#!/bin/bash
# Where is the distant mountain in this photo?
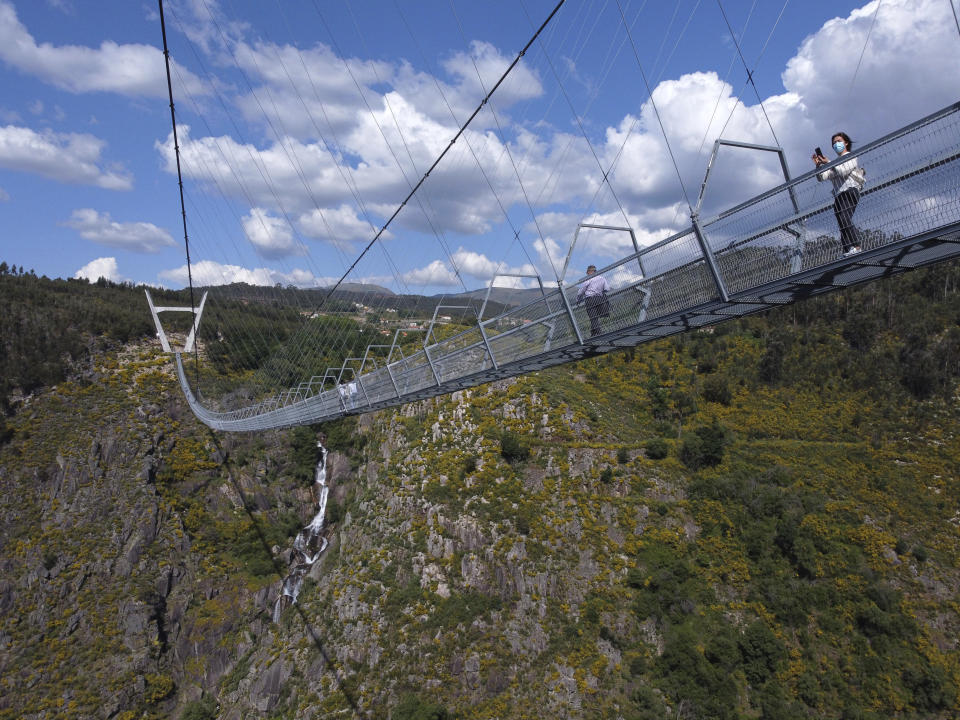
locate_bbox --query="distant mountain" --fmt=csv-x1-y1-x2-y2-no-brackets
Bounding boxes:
197,280,395,298
323,281,395,296
441,285,547,309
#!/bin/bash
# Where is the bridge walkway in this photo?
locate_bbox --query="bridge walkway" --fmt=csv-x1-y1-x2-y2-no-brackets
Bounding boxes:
177,101,960,432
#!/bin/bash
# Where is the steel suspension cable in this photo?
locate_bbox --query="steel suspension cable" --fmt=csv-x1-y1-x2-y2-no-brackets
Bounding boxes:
716,0,782,148
234,11,422,374
447,2,563,282
613,0,693,211
523,0,647,215
198,1,404,378
584,0,706,228
270,0,384,251
170,8,377,397
342,2,471,297
394,0,540,285
165,10,331,382
308,0,567,307
519,0,636,240
445,0,601,279
158,0,201,392
695,0,758,158
713,0,790,143
846,0,883,99
199,0,343,288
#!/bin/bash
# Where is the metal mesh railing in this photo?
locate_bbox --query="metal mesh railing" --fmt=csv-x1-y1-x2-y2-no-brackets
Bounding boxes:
180,102,960,431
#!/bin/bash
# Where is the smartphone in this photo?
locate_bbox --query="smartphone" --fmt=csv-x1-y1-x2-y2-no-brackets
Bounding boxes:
815,147,823,157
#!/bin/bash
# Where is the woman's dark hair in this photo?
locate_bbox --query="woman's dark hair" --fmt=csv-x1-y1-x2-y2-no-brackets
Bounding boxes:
832,131,853,150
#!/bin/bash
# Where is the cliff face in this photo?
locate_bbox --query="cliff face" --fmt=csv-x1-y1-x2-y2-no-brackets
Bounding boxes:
0,347,306,719
2,319,960,718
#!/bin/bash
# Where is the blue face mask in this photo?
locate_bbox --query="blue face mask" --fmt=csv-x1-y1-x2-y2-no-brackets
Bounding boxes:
833,141,847,154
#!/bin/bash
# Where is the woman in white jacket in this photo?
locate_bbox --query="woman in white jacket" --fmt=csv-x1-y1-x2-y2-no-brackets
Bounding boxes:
813,131,865,256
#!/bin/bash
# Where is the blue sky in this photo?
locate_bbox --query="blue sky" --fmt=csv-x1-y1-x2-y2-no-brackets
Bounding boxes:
0,0,957,293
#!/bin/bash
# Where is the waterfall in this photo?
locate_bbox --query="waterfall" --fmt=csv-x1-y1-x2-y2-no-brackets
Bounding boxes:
273,442,329,622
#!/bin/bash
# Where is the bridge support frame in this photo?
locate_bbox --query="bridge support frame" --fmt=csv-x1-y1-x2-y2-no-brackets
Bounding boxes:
427,303,497,371
561,223,646,282
145,289,208,353
360,344,402,399
696,138,804,272
479,273,556,357
560,224,647,344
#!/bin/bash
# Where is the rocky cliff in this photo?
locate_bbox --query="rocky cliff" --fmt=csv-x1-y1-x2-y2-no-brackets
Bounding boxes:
1,319,959,718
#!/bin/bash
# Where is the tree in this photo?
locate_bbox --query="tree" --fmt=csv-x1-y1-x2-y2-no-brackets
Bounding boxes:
680,419,728,470
393,694,449,720
500,430,529,463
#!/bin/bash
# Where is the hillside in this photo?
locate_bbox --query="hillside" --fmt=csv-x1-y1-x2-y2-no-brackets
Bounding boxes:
0,265,959,719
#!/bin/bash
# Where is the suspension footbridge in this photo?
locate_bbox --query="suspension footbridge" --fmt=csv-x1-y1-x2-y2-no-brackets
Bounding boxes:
165,102,960,431
147,1,960,432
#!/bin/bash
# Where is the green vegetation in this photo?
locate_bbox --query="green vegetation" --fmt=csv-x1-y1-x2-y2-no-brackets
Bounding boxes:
181,697,218,720
678,418,728,470
499,429,530,462
0,267,155,412
393,693,451,720
2,261,960,719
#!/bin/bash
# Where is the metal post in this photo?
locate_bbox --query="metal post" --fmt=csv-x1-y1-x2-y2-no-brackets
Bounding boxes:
385,363,401,399
423,344,442,387
477,321,499,370
361,345,401,400
559,282,585,344
183,291,207,353
696,139,805,272
691,213,730,302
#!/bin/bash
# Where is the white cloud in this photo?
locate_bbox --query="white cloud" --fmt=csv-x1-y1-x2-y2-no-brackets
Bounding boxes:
242,208,305,258
401,250,542,290
782,0,959,140
441,41,544,110
531,236,567,279
74,256,126,283
451,248,536,281
297,204,372,245
158,259,336,289
158,127,348,214
154,0,959,296
0,187,9,202
229,37,541,145
0,0,206,97
402,259,459,287
232,40,395,138
64,209,176,252
0,125,131,189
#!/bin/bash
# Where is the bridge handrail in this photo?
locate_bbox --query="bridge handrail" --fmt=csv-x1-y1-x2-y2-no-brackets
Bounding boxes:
702,100,960,227
177,100,960,431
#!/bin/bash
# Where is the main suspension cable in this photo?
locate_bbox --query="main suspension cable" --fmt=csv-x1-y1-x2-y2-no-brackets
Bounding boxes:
846,0,883,99
157,0,201,392
613,0,693,212
314,0,567,305
716,0,782,148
